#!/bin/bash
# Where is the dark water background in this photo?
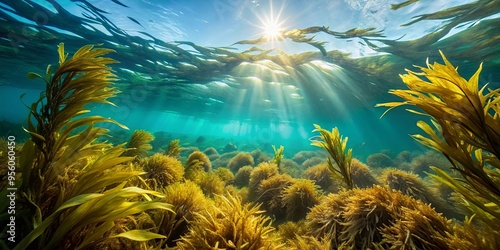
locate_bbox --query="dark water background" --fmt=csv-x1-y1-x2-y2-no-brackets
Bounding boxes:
1,0,500,159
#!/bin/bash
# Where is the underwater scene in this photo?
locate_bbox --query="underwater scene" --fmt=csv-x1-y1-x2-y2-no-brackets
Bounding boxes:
1,0,500,249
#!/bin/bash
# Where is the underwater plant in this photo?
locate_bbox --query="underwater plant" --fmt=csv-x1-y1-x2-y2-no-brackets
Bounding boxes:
181,146,200,158
380,168,438,204
380,205,451,249
176,194,282,250
233,165,253,188
281,179,321,221
442,215,500,249
292,151,319,165
122,129,154,159
203,147,218,156
248,162,280,200
195,172,226,198
304,163,337,193
254,174,295,220
279,158,302,178
227,152,255,173
213,167,235,185
184,151,211,181
377,51,500,222
310,124,354,189
153,180,208,247
306,185,454,249
139,153,184,190
165,139,182,158
407,150,454,176
350,158,380,188
272,145,284,170
0,43,172,249
211,151,238,169
300,157,324,169
250,149,272,164
366,152,394,169
380,168,461,219
93,213,156,250
203,146,219,161
286,235,332,250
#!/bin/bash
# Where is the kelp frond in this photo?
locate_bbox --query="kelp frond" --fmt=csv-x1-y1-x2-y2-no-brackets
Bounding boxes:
14,183,172,250
123,129,154,159
377,51,500,223
165,139,182,158
272,145,284,170
310,124,353,189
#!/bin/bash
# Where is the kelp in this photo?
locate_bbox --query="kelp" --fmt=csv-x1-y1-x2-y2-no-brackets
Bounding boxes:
122,129,154,159
310,124,354,189
176,193,282,250
165,139,182,158
272,145,284,171
377,51,500,224
0,43,172,249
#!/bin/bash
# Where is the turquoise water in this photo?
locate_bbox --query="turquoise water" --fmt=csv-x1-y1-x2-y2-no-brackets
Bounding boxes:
1,0,500,158
2,1,500,249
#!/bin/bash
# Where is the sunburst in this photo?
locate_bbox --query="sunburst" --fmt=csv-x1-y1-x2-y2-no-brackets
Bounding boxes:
256,2,286,42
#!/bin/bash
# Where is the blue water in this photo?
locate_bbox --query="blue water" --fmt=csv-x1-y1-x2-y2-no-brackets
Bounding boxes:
1,0,499,159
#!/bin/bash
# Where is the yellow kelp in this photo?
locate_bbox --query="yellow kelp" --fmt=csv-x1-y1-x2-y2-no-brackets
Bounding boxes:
377,51,500,226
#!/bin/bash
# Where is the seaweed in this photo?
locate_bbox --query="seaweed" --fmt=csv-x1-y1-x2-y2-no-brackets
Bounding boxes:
0,43,172,249
377,51,500,224
281,179,320,221
139,153,184,190
310,124,354,189
165,139,182,158
272,145,284,171
176,193,282,249
227,152,254,173
184,151,211,181
306,185,453,249
122,129,154,159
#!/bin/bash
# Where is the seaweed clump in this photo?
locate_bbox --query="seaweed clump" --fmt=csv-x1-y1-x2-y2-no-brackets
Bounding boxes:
139,153,184,190
153,181,208,247
350,158,379,188
306,185,452,249
122,129,154,159
176,194,282,249
254,174,295,220
233,165,253,188
380,168,456,217
227,152,254,173
281,179,320,221
303,163,337,193
248,162,279,200
165,139,182,158
184,151,211,181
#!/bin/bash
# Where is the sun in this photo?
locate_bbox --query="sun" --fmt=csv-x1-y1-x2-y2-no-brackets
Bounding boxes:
255,2,286,42
262,18,284,41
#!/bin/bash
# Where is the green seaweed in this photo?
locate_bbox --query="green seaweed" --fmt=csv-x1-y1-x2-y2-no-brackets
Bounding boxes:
310,124,354,189
272,145,284,171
